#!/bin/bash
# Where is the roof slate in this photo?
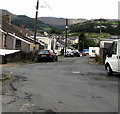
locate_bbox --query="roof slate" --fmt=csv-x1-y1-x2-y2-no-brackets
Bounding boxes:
1,19,34,43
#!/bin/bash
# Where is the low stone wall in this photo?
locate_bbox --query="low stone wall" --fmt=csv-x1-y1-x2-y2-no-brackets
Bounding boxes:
0,56,7,64
0,52,33,64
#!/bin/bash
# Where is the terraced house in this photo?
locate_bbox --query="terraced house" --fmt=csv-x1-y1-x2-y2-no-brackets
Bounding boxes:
0,14,46,63
0,15,41,52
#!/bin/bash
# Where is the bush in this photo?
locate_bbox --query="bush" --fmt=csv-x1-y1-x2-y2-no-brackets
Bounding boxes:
95,55,104,64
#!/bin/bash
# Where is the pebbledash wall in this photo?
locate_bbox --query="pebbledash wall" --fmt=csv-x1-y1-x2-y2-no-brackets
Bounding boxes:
0,9,2,113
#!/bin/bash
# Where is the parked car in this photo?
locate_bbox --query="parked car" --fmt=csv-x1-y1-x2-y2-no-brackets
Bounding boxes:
65,51,74,57
83,49,89,55
72,50,82,57
35,50,58,62
82,52,87,56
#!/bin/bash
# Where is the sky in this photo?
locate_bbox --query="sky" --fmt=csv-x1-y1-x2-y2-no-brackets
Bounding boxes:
0,0,120,19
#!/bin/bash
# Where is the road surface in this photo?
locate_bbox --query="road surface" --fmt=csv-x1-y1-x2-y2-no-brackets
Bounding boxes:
1,56,119,112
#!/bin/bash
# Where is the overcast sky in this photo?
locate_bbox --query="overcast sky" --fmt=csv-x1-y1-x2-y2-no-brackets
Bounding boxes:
0,0,120,19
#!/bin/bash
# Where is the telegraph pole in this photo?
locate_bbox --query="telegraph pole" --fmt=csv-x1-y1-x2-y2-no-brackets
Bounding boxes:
34,0,39,45
65,19,68,56
32,0,39,60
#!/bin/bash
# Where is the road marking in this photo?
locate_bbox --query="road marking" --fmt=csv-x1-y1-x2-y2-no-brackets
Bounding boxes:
72,71,81,74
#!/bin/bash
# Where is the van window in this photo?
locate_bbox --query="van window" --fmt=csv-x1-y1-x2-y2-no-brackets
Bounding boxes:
111,42,117,54
92,50,96,53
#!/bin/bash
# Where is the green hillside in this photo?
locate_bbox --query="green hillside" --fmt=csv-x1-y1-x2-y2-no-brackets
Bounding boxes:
69,19,120,36
12,15,55,32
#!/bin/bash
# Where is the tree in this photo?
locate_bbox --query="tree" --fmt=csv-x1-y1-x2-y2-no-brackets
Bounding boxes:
85,39,99,48
78,33,86,51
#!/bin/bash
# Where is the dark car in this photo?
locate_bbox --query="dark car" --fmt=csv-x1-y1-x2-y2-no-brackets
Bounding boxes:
35,50,58,62
72,50,82,57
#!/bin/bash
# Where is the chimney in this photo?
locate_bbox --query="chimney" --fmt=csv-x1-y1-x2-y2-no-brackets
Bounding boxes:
22,24,26,28
3,15,11,24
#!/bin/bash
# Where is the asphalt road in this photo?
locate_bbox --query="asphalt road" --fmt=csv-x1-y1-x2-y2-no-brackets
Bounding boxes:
1,56,119,112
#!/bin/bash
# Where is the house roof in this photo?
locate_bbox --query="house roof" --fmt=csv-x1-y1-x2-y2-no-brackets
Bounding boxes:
1,16,47,47
13,25,33,37
2,19,34,44
57,39,74,49
69,37,78,40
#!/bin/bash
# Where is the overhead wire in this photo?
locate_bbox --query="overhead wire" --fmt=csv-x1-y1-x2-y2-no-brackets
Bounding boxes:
42,0,52,10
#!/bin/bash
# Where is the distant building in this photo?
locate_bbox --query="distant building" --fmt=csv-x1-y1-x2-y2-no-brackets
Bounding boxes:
110,35,120,39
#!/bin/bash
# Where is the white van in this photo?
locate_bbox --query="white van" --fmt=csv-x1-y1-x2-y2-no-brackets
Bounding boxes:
105,39,120,76
89,47,100,57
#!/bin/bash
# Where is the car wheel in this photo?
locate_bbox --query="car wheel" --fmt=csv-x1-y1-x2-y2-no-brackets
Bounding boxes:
53,59,56,62
51,57,55,62
34,57,38,62
55,57,58,61
106,65,113,76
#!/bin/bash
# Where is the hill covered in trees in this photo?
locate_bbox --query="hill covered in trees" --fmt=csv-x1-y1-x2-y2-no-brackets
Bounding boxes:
39,17,87,30
69,19,120,35
11,15,56,32
1,9,55,32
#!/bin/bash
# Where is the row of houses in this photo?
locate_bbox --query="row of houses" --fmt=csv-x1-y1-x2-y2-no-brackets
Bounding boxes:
0,15,65,63
2,14,118,64
0,15,51,52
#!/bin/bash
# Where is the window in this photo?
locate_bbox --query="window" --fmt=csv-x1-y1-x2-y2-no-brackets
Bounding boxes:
16,39,21,46
111,42,117,54
92,50,96,53
3,33,7,48
4,34,7,47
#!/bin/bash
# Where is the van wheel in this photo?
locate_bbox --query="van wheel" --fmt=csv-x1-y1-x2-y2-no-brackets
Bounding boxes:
106,65,113,76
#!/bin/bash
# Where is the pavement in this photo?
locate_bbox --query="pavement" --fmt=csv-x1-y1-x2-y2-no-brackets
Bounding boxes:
1,61,35,68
